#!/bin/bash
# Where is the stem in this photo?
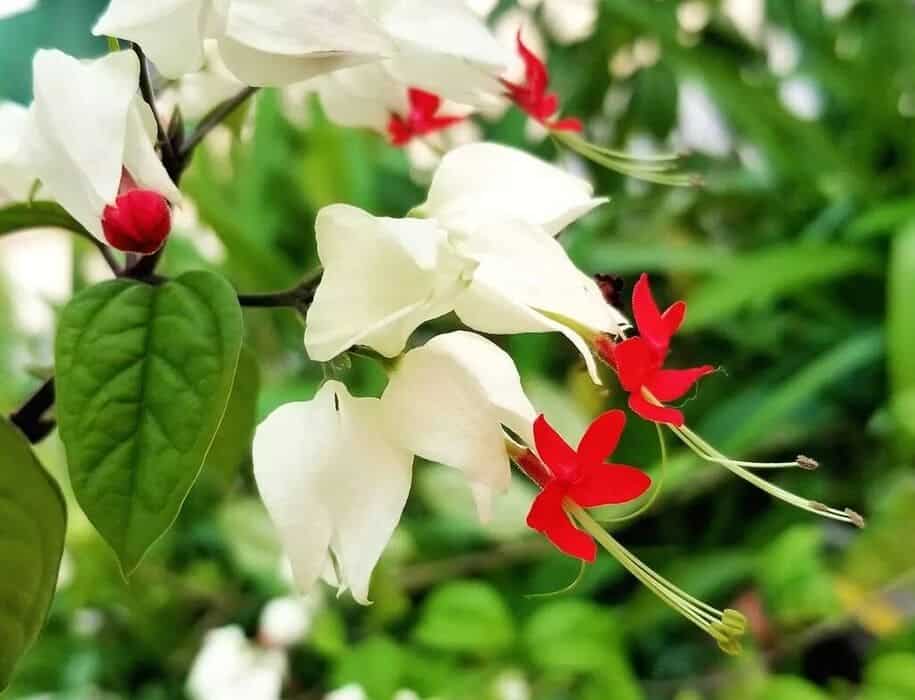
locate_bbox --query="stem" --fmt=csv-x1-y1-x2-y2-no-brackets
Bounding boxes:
132,43,177,174
9,378,55,443
180,87,259,158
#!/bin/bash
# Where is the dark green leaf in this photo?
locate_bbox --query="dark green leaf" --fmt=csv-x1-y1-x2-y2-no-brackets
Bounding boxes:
0,201,88,237
55,271,243,574
0,417,66,690
203,345,260,477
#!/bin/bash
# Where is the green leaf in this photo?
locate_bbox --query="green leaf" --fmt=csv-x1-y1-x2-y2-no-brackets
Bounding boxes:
523,600,623,674
412,580,515,656
203,345,260,477
682,244,880,332
56,271,243,574
888,225,915,449
863,653,915,696
331,636,405,700
0,417,67,690
752,676,831,700
0,201,89,238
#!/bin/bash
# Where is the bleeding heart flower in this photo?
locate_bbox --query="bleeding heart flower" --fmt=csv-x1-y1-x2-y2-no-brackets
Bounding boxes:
597,274,714,426
501,31,582,132
524,411,651,561
387,88,465,146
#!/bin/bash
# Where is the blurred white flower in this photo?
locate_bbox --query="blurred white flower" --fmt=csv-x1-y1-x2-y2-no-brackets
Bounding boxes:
675,80,733,157
187,626,286,700
305,143,623,381
494,671,532,700
382,331,537,518
258,594,321,648
822,0,856,20
0,230,71,335
676,1,711,34
765,27,801,76
722,0,765,45
173,39,245,120
324,685,368,700
466,0,498,17
0,101,36,201
779,76,824,120
24,50,180,243
541,0,599,45
0,0,37,20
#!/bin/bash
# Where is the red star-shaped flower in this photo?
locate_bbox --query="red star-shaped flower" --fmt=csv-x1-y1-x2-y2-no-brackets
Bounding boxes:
387,88,465,146
525,411,651,562
501,31,582,133
598,274,714,426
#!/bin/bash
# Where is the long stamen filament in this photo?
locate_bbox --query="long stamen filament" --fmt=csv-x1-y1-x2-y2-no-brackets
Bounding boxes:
672,423,863,527
599,423,667,523
567,503,745,653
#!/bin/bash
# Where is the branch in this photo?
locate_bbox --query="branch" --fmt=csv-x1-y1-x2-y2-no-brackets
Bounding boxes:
9,378,55,443
179,87,259,158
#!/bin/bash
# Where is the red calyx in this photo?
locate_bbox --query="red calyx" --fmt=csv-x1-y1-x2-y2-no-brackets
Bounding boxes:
101,189,172,255
387,88,465,146
525,411,651,562
597,274,714,426
501,31,582,133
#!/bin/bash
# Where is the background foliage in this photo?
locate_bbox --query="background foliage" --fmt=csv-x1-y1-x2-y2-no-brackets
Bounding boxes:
1,0,914,698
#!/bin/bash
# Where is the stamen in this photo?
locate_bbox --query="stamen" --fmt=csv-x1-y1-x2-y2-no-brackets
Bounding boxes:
568,503,746,654
672,423,863,528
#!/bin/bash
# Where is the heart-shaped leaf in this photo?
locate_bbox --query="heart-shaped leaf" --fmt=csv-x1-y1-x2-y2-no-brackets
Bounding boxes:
56,271,243,574
0,417,66,690
0,201,88,237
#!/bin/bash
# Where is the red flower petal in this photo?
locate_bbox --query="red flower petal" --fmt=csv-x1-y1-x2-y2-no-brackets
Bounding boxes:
549,116,583,132
101,189,171,254
632,273,670,353
567,463,651,507
611,337,657,392
628,392,684,427
646,365,715,403
387,114,412,145
408,87,441,116
516,31,548,97
577,410,626,469
527,483,597,562
533,415,578,481
662,300,686,337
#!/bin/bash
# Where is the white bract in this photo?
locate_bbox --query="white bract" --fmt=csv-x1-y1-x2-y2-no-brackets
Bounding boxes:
254,333,537,603
24,49,180,241
382,331,537,519
186,626,286,700
93,0,394,82
305,143,626,382
253,380,413,604
0,101,35,200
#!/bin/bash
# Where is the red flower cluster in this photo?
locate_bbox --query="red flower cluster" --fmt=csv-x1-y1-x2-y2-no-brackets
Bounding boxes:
101,188,172,255
502,32,582,133
598,274,714,426
387,88,465,146
525,411,651,561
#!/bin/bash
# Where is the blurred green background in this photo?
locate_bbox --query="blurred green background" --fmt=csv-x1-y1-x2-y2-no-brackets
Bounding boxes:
2,0,915,699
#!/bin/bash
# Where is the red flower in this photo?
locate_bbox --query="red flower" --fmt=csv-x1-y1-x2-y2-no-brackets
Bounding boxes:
387,88,465,146
101,188,171,255
525,411,651,562
501,32,582,133
598,274,714,426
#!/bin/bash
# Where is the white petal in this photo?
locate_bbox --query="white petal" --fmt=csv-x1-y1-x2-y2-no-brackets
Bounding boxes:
382,331,536,518
218,0,395,86
253,382,413,604
450,218,628,383
124,97,181,202
309,63,408,131
186,626,286,700
175,40,246,121
304,204,474,360
418,143,606,235
374,0,508,104
26,50,136,237
0,101,35,200
93,0,212,78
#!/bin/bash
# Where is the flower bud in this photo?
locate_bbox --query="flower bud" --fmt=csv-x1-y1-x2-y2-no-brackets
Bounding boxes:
101,188,171,254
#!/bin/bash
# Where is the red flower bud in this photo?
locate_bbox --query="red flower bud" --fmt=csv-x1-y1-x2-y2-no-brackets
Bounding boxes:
101,189,171,255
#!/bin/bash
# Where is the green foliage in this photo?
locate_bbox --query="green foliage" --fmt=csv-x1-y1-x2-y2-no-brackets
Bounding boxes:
0,417,66,690
55,271,243,574
413,581,515,657
0,201,88,238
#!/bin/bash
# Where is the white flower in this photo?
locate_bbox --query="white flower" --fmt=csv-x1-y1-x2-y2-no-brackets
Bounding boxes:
258,594,321,648
0,0,37,21
173,40,246,121
382,331,537,518
255,333,537,602
253,380,413,604
186,626,286,700
93,0,395,82
305,143,625,382
0,101,35,200
24,50,180,241
324,685,368,700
